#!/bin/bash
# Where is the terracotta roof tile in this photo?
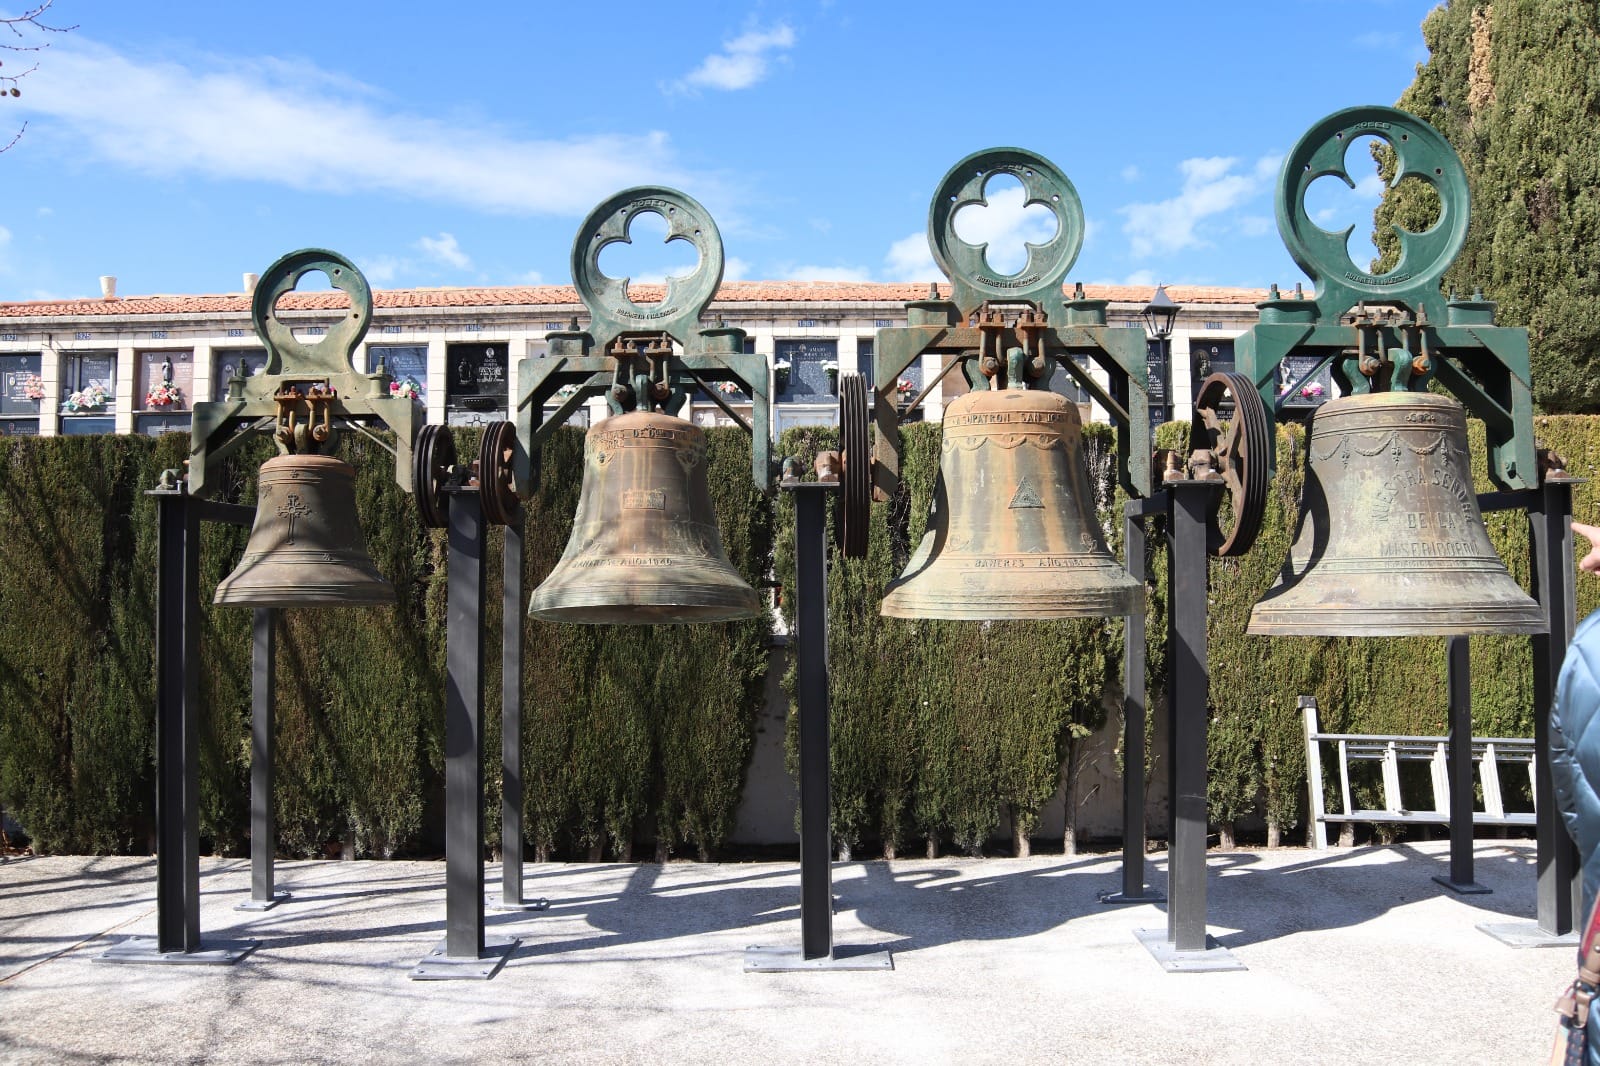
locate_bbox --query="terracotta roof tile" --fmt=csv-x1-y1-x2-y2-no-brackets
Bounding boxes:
0,282,1272,319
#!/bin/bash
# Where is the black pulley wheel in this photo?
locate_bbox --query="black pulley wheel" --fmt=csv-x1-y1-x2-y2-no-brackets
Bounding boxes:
478,421,521,527
837,372,871,559
413,423,457,530
1190,372,1270,557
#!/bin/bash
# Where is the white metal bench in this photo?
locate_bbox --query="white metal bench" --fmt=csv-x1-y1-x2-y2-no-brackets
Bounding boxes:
1301,695,1537,849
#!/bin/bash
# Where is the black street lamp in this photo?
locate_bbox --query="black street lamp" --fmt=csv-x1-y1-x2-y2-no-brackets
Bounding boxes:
1140,284,1182,425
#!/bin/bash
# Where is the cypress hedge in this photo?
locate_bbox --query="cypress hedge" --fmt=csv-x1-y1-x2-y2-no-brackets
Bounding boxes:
3,413,1598,857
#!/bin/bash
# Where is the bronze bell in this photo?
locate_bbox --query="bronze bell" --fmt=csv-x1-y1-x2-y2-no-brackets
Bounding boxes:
881,386,1142,620
214,454,395,607
528,410,761,624
1248,391,1545,635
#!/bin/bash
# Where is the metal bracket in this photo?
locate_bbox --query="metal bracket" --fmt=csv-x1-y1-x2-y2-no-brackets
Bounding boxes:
187,248,420,497
1238,106,1536,490
514,188,772,494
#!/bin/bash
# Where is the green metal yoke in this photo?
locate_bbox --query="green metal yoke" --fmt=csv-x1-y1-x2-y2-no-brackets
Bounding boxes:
513,187,772,494
874,147,1153,501
1236,105,1536,490
188,248,420,498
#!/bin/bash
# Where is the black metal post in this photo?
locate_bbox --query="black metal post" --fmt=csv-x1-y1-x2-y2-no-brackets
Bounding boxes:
1166,481,1211,951
154,489,201,954
501,518,525,908
1102,502,1161,905
244,608,285,908
1434,637,1488,894
745,481,890,973
445,487,486,960
794,486,833,961
1531,477,1581,935
411,483,519,980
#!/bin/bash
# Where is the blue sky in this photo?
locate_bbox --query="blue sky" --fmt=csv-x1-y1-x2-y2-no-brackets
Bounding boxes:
0,1,1442,301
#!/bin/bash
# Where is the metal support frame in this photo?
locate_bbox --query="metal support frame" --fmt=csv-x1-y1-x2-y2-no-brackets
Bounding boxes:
1131,480,1244,973
413,485,519,979
1476,478,1583,946
746,481,891,973
1433,637,1490,895
98,488,259,966
236,608,289,911
1101,501,1163,906
490,518,547,913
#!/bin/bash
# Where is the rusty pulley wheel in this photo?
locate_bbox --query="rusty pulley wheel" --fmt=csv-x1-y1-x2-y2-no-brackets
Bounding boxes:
836,372,871,559
1190,372,1270,557
478,421,521,527
413,424,457,530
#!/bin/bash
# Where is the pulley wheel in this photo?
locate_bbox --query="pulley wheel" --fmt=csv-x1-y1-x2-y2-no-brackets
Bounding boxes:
837,372,871,559
479,421,521,526
1190,372,1270,557
413,424,456,530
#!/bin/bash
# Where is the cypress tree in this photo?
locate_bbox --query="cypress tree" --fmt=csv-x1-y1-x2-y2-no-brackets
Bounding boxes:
1376,0,1600,411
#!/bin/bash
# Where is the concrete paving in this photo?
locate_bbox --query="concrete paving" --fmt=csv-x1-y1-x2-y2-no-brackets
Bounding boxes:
0,841,1577,1064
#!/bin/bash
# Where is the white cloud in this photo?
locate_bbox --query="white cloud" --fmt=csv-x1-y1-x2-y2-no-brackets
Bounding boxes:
780,264,873,282
416,233,470,270
17,38,694,215
0,224,11,273
514,269,545,285
722,256,751,282
1120,165,1141,183
884,231,937,281
1120,154,1280,258
671,24,795,93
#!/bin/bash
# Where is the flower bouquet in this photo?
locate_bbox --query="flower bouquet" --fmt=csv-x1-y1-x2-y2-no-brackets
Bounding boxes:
145,381,183,408
22,374,43,401
1299,382,1325,400
389,377,423,401
62,383,110,413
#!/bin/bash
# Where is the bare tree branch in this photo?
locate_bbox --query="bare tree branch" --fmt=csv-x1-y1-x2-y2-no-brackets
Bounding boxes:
1,2,78,153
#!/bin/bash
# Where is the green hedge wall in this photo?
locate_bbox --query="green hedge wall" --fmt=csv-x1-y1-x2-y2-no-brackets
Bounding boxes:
3,414,1599,858
0,426,770,860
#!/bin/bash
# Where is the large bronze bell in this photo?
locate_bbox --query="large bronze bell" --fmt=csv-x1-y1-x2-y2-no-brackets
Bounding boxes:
214,454,395,607
1248,391,1544,635
880,386,1142,620
528,410,761,624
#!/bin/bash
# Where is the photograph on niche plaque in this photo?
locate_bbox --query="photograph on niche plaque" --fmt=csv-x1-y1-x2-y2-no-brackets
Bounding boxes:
371,345,428,404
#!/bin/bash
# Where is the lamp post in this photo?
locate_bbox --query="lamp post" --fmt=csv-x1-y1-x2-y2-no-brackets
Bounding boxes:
1140,284,1181,427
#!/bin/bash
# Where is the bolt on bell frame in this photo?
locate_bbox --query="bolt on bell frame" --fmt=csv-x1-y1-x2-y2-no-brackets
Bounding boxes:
100,249,427,967
1236,105,1581,942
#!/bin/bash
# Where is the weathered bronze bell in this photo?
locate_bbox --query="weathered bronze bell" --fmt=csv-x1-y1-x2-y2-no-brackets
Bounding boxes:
880,386,1142,620
1248,391,1545,635
528,410,761,624
214,454,395,607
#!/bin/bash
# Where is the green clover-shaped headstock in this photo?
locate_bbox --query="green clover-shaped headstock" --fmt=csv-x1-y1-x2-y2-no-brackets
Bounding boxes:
572,187,724,350
928,148,1083,317
1277,106,1468,324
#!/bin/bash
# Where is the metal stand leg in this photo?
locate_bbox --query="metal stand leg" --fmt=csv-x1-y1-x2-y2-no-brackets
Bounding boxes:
1482,477,1581,947
99,488,256,966
746,482,890,973
1435,637,1489,895
237,609,289,911
491,519,547,913
1135,481,1242,972
1103,505,1162,905
413,487,517,980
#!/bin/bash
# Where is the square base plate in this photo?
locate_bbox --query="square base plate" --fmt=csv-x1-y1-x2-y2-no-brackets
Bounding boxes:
1432,875,1492,895
235,891,292,912
94,936,258,966
1134,927,1246,972
410,935,519,981
1477,920,1581,948
1098,889,1166,905
744,944,894,972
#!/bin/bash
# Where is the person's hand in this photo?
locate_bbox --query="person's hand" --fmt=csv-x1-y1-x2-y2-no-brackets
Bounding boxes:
1574,521,1600,573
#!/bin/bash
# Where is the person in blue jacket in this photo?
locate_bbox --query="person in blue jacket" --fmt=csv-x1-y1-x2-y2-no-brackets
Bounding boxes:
1548,521,1600,1062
